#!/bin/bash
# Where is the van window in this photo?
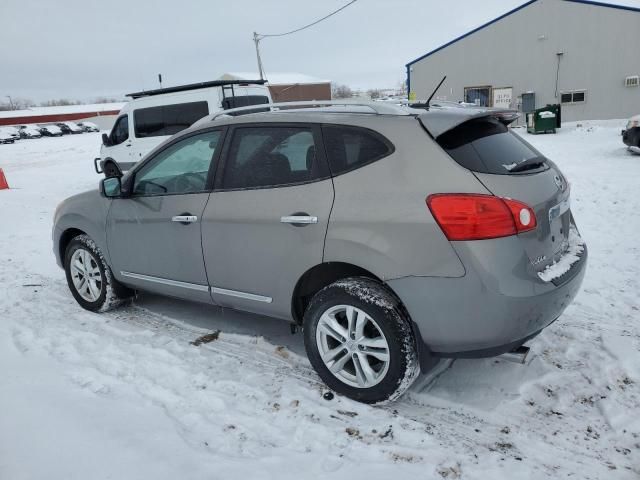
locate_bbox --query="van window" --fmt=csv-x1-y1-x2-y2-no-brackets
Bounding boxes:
222,126,322,189
134,101,209,138
110,115,129,145
322,126,393,176
221,95,270,112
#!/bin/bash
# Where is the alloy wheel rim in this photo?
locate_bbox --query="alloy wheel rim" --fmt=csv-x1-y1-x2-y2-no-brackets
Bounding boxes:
70,249,102,302
315,304,390,389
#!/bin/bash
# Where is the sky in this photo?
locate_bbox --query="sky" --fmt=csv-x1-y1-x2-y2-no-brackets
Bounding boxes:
1,0,638,102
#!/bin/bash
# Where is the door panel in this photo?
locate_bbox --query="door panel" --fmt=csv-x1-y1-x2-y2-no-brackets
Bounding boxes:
202,124,333,319
202,181,333,318
106,129,224,303
107,194,212,303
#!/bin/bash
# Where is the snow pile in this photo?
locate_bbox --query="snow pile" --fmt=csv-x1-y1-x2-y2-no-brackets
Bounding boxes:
0,122,639,479
538,227,585,282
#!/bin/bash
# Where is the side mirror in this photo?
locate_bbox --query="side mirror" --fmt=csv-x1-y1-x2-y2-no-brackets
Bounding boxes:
100,177,122,198
102,133,112,147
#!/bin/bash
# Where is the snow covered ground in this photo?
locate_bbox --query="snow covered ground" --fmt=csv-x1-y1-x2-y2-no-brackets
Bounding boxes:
0,123,638,479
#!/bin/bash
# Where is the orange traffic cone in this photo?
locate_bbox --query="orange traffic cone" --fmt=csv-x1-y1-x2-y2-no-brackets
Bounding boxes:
0,168,9,190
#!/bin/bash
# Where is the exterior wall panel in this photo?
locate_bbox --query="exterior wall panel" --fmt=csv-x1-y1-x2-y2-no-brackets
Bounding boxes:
408,0,640,121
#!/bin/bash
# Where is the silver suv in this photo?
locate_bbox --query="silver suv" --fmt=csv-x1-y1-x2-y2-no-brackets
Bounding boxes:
53,102,587,403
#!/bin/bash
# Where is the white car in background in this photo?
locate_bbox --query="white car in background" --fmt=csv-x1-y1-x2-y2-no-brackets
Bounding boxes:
98,78,271,173
622,114,640,154
0,128,16,144
18,125,42,139
77,121,100,132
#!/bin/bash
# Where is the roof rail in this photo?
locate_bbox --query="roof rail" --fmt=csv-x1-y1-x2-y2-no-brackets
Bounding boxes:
127,79,267,99
208,100,412,121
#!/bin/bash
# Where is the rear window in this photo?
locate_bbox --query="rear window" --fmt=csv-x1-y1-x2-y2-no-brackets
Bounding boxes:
222,95,270,112
437,117,545,175
134,101,209,138
322,126,393,176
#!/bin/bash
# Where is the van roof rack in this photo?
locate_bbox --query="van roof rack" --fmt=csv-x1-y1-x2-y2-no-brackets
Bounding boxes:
208,100,413,121
127,79,267,99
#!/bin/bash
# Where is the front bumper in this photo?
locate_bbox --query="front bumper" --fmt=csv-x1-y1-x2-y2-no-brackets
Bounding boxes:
622,127,640,147
387,235,587,360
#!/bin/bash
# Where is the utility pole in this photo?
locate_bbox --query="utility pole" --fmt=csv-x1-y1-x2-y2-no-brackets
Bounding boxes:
253,32,265,80
5,96,14,110
158,74,163,89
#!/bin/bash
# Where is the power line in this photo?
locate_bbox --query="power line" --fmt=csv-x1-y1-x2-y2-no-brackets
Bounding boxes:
253,0,358,79
256,0,358,39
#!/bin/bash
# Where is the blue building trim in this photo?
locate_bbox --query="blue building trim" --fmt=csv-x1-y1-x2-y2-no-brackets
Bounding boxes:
405,0,538,68
563,0,640,13
405,0,639,68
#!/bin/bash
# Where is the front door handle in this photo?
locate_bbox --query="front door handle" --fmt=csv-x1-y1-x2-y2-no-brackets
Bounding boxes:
172,215,198,225
280,214,318,227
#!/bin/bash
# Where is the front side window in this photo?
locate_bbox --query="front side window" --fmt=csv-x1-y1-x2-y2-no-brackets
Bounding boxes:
222,126,320,189
110,115,129,145
133,130,221,195
134,101,209,138
322,125,393,176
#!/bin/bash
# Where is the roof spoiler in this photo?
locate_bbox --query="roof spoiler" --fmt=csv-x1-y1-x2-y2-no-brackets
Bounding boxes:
418,107,520,138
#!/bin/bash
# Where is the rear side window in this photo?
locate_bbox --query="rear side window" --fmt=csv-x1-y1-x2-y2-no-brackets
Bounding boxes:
222,126,324,189
222,95,270,112
437,118,544,174
134,101,209,138
322,126,393,176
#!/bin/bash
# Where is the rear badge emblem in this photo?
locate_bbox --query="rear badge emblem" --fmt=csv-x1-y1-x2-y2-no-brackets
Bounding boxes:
554,175,564,191
531,255,547,266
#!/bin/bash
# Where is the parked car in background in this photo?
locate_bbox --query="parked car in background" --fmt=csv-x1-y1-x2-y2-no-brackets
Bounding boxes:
77,121,100,132
39,124,64,137
0,128,16,144
57,121,84,134
17,125,42,139
54,101,587,404
622,114,640,153
98,78,271,172
0,126,20,142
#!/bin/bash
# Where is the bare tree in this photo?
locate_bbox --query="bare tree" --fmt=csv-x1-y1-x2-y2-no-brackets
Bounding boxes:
332,84,353,99
0,97,36,110
367,89,382,100
94,97,120,104
39,99,82,107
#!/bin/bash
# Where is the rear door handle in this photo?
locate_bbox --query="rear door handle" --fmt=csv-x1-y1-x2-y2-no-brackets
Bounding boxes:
172,215,198,224
280,214,318,227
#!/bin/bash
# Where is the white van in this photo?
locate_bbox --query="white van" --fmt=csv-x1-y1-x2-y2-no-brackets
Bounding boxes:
98,79,271,172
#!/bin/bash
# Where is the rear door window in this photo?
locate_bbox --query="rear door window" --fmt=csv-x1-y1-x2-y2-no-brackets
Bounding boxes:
221,126,325,189
437,117,546,174
134,101,209,138
321,125,393,176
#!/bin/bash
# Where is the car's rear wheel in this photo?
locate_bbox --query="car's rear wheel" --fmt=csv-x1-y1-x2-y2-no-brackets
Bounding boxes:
303,277,420,404
64,234,132,312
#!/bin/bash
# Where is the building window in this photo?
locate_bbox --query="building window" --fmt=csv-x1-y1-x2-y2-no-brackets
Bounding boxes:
561,90,586,104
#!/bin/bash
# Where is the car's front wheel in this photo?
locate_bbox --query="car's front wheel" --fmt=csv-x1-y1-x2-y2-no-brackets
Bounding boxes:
303,277,420,404
64,234,131,312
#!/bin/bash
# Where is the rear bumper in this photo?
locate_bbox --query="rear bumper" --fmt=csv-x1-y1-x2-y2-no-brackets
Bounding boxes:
387,235,587,359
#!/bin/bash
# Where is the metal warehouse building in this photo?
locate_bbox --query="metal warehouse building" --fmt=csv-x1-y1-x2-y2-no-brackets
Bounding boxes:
406,0,640,121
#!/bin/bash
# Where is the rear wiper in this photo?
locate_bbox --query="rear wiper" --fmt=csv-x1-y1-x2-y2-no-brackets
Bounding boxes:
509,157,547,173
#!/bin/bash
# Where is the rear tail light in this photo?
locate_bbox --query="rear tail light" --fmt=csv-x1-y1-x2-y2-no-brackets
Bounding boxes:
427,194,537,241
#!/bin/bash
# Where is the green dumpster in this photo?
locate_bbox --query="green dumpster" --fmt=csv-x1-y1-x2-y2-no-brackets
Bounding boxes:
527,104,561,134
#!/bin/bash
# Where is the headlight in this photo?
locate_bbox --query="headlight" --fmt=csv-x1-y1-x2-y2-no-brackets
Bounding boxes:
628,120,639,129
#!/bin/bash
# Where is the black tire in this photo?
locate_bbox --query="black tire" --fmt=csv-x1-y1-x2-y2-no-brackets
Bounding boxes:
303,277,419,404
64,234,132,312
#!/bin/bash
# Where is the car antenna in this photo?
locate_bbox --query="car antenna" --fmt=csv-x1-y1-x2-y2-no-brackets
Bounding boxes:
425,75,447,110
